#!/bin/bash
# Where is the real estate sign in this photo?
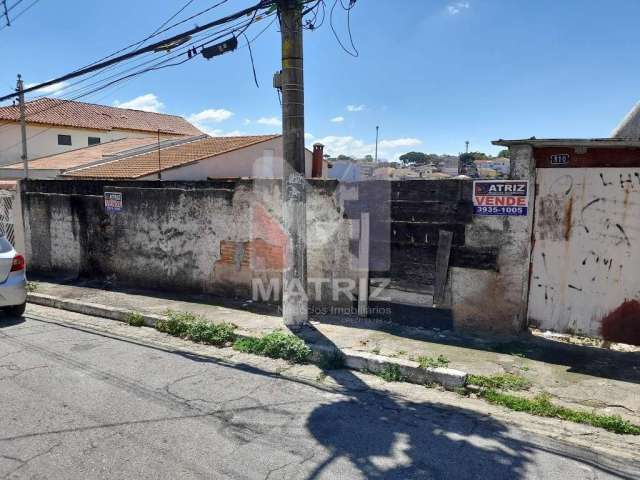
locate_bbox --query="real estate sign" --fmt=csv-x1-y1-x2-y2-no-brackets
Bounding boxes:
104,192,123,213
473,180,529,216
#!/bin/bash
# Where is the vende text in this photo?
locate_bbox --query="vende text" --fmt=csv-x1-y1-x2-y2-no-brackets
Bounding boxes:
474,196,528,206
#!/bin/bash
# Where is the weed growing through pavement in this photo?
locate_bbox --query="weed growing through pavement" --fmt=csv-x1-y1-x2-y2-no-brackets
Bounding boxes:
26,281,38,293
126,311,145,327
417,354,450,369
378,364,406,382
481,390,640,435
156,310,236,346
233,331,311,363
467,373,531,391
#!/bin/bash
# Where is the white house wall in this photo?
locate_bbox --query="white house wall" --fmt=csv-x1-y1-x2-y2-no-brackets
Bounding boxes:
0,122,160,166
144,138,313,180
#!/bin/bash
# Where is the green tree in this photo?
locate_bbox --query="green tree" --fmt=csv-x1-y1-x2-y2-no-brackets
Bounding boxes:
399,151,428,165
498,149,511,158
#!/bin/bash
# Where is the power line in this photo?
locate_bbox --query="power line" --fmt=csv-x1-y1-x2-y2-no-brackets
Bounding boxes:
73,0,231,74
0,0,274,101
6,0,25,12
0,9,273,144
0,0,39,30
0,0,328,130
0,15,259,137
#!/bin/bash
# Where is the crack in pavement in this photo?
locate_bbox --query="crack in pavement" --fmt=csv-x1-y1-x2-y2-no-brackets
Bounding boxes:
0,442,61,479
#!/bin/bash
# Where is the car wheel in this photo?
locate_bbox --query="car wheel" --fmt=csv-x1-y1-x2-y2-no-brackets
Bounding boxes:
5,302,26,317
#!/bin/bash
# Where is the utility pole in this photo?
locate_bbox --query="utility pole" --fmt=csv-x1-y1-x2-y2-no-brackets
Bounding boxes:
16,75,28,179
374,125,379,163
277,0,307,327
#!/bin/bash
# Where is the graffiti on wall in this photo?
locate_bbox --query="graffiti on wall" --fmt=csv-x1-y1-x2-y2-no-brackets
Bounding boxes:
529,168,640,344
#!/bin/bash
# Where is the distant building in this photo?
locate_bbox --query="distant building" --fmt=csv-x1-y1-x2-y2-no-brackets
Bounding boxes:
0,134,324,181
0,98,202,166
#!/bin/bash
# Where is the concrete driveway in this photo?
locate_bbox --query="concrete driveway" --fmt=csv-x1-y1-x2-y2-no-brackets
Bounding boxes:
0,306,637,479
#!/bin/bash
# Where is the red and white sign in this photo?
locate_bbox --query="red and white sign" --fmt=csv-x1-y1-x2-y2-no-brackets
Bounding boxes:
473,180,529,216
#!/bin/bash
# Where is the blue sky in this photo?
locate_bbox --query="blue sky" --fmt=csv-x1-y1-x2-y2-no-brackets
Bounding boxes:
2,0,640,159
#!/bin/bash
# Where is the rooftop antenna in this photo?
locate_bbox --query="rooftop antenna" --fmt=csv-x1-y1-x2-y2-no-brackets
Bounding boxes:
375,125,379,163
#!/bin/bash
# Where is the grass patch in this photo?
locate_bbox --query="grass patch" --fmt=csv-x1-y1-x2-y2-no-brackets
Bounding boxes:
126,311,145,327
467,373,531,391
482,390,640,435
417,354,450,369
155,310,236,346
378,364,406,382
232,331,311,363
26,281,38,293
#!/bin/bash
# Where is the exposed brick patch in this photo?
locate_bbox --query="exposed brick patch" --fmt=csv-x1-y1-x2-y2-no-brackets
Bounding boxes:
217,239,283,271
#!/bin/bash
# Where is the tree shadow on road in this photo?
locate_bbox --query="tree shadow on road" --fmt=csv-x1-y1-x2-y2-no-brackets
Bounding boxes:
301,325,636,480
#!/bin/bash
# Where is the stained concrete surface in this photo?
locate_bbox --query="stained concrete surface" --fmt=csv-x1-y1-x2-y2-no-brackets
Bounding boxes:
1,305,639,479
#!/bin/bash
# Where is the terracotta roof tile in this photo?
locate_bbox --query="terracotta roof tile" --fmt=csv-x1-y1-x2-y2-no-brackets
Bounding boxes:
0,98,202,136
64,134,281,179
1,137,161,171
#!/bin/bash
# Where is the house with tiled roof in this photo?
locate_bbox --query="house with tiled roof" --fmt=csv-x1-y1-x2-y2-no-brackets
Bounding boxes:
61,134,321,180
0,136,167,179
0,97,202,167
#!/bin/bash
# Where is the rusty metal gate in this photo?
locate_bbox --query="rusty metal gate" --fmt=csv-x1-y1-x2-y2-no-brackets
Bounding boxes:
528,165,640,341
0,190,15,245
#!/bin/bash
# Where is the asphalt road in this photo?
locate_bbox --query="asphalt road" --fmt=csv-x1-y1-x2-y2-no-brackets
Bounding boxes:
0,309,637,480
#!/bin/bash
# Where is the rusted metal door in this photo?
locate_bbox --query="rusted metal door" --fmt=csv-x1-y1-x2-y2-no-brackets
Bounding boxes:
528,167,640,342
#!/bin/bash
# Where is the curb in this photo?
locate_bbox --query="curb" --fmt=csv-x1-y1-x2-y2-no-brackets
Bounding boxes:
27,292,467,390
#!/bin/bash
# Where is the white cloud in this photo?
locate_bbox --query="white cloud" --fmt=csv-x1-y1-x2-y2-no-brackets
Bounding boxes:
304,132,315,140
199,128,244,137
257,116,282,127
346,104,365,112
313,135,422,161
447,1,470,15
25,81,68,96
113,93,164,112
378,138,422,149
185,108,235,135
331,116,345,123
187,108,234,124
243,118,252,125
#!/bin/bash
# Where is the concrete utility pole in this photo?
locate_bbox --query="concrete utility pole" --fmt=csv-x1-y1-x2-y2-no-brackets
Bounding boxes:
374,125,379,163
16,75,28,179
277,0,307,327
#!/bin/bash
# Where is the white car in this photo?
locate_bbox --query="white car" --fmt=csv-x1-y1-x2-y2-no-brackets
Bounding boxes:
0,235,27,317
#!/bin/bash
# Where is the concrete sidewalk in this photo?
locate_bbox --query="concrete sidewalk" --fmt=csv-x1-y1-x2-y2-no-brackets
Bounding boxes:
27,279,640,423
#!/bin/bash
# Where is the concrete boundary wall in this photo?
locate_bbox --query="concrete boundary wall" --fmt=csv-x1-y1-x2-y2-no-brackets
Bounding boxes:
21,170,535,334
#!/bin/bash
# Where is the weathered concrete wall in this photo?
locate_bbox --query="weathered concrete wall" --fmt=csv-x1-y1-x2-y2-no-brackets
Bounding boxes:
22,179,356,303
22,177,534,334
450,145,535,334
